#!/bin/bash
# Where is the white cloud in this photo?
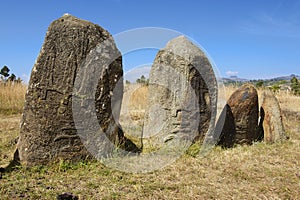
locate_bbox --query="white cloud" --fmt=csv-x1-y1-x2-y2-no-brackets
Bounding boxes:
226,71,239,77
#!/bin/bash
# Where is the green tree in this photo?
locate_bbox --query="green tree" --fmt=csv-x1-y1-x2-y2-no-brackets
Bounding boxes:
7,73,16,82
0,66,10,81
16,77,22,84
278,80,287,85
140,75,146,83
291,76,300,95
291,76,298,84
145,78,149,86
255,80,264,88
270,84,280,93
136,75,148,85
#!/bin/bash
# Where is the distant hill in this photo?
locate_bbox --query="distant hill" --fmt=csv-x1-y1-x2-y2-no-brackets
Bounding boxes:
222,76,249,83
222,74,300,85
262,74,300,82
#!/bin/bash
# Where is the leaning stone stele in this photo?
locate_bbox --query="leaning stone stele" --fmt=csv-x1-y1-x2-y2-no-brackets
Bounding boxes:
142,36,217,151
260,90,287,143
17,14,124,166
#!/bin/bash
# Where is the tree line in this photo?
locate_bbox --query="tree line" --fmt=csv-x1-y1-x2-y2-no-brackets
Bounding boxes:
130,74,300,96
291,76,300,95
254,76,300,95
126,75,149,86
0,66,22,84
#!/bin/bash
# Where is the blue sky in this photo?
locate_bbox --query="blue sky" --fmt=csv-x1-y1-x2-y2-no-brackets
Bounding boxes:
0,0,299,82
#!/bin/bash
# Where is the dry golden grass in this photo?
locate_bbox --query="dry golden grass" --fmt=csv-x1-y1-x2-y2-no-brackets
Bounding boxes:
0,114,20,167
120,84,148,147
0,83,299,199
277,91,300,113
0,83,26,115
121,83,149,120
128,85,148,110
127,84,148,120
277,91,300,143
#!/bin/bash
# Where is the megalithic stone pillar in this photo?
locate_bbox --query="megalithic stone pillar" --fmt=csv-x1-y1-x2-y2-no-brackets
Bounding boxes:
142,36,218,151
226,84,260,145
17,14,124,166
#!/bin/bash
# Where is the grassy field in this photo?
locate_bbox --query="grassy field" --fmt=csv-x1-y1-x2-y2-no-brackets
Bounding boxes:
0,83,26,115
0,83,299,199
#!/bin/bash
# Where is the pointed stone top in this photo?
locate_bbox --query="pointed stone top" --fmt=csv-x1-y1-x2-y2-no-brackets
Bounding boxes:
56,13,91,25
60,13,79,21
63,13,71,17
49,14,110,39
166,35,190,45
164,35,206,60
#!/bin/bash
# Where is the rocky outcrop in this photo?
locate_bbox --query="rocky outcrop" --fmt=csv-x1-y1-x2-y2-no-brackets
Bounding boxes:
142,36,217,150
17,14,124,166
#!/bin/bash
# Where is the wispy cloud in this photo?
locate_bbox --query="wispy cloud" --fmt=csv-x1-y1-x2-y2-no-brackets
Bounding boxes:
226,71,239,77
240,2,300,38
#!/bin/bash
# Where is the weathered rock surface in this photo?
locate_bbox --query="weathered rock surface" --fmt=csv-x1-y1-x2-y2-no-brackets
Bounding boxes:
216,104,236,148
142,36,217,150
226,84,260,145
260,90,287,143
17,14,124,166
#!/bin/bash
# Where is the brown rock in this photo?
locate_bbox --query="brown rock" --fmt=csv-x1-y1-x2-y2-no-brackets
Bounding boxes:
17,14,124,166
260,90,287,143
142,36,217,150
227,84,260,145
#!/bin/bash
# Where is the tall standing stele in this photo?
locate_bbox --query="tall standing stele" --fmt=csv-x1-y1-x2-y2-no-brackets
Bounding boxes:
142,36,217,151
17,14,124,166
